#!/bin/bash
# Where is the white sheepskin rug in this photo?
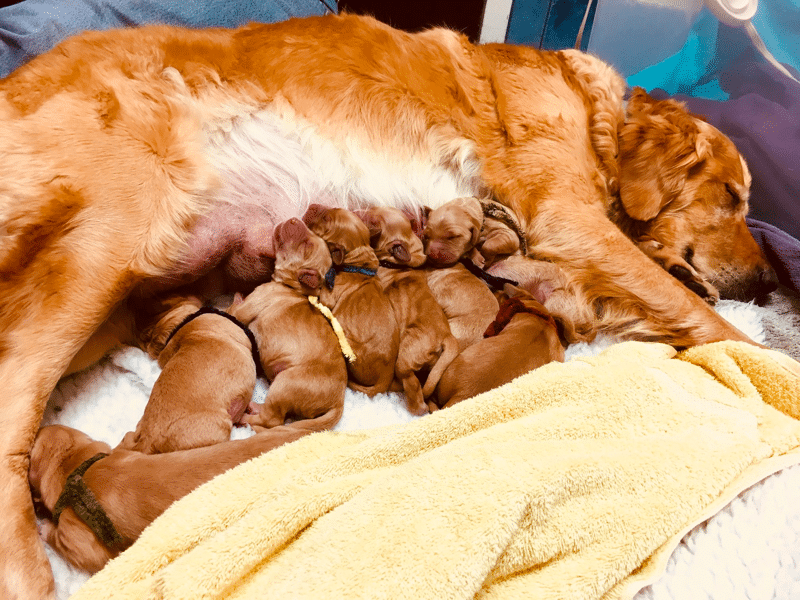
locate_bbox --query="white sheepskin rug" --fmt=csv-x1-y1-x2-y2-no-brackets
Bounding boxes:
42,299,800,599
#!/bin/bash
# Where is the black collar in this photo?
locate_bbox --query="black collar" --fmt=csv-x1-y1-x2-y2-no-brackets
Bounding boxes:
52,453,126,550
458,257,519,291
378,259,411,270
163,306,263,377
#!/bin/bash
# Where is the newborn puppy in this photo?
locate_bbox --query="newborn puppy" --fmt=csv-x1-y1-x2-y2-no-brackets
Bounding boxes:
360,207,459,415
117,295,257,454
432,288,564,410
229,218,348,432
302,205,399,396
29,424,309,574
423,197,484,267
423,197,522,269
361,206,499,352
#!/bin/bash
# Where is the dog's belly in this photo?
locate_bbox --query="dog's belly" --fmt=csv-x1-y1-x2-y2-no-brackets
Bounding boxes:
163,105,483,287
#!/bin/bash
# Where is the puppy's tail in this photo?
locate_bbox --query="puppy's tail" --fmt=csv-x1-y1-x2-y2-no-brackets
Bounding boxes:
288,404,344,433
422,335,460,398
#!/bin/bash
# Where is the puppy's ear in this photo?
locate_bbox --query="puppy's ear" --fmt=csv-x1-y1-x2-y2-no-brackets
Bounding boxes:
618,90,710,221
327,242,346,266
389,241,411,263
298,269,321,290
358,211,383,243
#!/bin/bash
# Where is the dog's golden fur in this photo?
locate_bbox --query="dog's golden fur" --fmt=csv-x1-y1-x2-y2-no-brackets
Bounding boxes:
0,14,775,596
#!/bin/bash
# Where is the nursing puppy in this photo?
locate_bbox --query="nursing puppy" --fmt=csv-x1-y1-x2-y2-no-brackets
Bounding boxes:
302,205,399,396
360,205,500,352
359,207,459,414
228,218,347,432
29,424,309,573
423,196,521,269
432,288,564,410
116,295,257,454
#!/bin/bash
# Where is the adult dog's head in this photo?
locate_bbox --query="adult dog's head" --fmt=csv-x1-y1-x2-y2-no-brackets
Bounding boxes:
618,88,777,302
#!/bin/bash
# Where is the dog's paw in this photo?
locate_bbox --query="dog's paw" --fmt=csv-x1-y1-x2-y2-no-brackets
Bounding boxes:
668,265,720,305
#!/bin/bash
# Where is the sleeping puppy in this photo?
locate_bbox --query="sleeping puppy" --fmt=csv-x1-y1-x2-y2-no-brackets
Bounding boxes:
228,218,347,432
431,287,564,410
302,205,399,397
423,196,521,269
360,207,459,415
29,424,309,574
116,294,257,454
360,205,500,352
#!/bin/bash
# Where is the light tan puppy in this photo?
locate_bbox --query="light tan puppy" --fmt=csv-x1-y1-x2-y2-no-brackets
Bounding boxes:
360,207,459,415
116,295,257,454
302,205,399,396
29,424,309,573
229,218,347,432
432,288,564,410
423,197,522,269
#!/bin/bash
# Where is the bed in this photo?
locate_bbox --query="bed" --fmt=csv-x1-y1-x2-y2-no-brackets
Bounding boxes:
3,1,800,598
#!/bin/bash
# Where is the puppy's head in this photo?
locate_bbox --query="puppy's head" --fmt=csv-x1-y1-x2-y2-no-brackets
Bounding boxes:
303,205,378,269
135,294,204,358
423,197,483,266
619,88,777,301
272,218,332,295
29,425,110,510
358,206,426,267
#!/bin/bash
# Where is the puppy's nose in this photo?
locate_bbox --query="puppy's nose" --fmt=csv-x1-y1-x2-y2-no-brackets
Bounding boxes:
302,203,328,227
757,266,779,295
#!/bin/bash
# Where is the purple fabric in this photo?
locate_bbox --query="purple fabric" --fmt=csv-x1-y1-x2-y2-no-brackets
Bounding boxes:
747,218,800,294
652,60,800,295
678,61,800,243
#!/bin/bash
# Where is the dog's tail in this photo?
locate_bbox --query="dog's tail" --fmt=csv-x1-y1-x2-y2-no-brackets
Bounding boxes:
422,335,460,398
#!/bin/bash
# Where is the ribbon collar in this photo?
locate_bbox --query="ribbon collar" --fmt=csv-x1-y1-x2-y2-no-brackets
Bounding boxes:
324,265,378,290
52,453,126,550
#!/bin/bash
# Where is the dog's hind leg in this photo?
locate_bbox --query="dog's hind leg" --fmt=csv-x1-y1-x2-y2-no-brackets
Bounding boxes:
0,265,139,598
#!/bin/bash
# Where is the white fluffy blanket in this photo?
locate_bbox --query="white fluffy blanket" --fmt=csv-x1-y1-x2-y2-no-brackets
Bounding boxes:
42,300,800,599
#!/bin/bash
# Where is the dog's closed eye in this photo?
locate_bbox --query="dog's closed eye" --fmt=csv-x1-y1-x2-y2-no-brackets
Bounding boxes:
724,183,742,209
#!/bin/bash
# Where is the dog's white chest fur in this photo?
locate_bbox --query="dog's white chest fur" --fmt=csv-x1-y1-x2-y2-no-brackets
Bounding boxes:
203,103,484,214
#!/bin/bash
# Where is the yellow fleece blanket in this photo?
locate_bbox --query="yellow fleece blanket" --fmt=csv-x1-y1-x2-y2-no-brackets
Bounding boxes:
73,341,800,600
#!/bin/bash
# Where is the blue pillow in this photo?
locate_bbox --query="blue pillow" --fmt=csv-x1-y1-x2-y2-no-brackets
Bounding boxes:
0,0,337,77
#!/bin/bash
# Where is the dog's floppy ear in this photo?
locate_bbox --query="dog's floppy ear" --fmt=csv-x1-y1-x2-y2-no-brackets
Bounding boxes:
618,88,710,221
298,269,321,290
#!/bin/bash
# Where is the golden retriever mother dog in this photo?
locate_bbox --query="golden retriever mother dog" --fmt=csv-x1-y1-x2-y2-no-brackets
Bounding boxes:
0,13,775,597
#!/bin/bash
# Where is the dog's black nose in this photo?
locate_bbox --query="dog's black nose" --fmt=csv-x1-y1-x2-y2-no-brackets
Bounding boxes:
758,266,779,295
